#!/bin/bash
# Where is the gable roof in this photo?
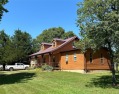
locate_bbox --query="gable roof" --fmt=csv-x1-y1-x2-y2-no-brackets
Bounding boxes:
30,36,79,56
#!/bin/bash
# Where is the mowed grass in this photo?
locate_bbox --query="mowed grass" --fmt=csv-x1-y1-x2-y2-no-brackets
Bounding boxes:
0,70,119,94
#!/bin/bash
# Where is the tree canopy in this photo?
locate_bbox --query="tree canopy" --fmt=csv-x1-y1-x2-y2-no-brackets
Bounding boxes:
77,0,119,85
33,27,75,51
62,31,75,39
0,30,33,66
0,27,75,65
0,30,10,64
11,30,33,63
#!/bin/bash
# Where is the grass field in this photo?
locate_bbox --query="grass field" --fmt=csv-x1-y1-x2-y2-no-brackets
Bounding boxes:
0,70,119,94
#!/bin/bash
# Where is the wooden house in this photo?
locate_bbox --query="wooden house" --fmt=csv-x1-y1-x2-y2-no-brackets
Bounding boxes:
30,36,110,72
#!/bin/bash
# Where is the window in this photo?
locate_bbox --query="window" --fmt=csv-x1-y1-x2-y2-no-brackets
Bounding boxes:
74,53,77,62
66,54,68,64
100,53,103,63
90,53,93,63
52,41,55,47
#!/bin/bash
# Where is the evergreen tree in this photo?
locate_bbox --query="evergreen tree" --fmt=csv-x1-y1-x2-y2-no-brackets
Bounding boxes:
0,30,10,70
11,29,33,63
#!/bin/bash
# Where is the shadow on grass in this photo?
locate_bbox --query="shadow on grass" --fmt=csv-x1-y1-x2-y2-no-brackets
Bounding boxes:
0,72,36,85
86,74,119,89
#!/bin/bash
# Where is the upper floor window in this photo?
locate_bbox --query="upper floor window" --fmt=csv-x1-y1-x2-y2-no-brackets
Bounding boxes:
90,53,93,63
74,53,77,62
100,53,103,63
66,54,68,64
52,41,55,47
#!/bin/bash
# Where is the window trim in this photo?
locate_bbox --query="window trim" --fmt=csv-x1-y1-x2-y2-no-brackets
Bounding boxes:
74,53,77,62
66,54,68,64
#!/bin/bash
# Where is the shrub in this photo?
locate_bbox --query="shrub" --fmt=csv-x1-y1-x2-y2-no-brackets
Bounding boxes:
41,64,53,71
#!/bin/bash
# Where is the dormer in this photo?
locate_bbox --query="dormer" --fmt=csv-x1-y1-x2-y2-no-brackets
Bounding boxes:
40,43,52,50
52,38,65,48
52,40,56,48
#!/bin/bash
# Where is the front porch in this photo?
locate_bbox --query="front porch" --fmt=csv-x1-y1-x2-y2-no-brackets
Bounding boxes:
30,52,61,70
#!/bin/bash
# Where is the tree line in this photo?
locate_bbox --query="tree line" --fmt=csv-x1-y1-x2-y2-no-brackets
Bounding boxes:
0,28,75,65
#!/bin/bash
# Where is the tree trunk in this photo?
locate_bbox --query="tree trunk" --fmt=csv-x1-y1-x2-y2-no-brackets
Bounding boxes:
3,63,6,71
108,42,117,86
111,63,117,86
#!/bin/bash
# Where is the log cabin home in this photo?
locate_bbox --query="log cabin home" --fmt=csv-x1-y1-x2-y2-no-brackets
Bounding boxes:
29,36,111,72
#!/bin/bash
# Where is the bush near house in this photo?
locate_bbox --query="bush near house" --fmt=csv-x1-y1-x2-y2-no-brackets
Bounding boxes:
41,64,53,71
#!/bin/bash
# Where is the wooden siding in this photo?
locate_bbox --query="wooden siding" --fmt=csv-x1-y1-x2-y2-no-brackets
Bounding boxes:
54,41,74,54
85,48,110,70
44,45,52,50
60,50,84,70
40,44,52,51
56,41,64,47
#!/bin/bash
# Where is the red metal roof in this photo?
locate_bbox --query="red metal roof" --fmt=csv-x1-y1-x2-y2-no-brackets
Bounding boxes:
30,36,79,56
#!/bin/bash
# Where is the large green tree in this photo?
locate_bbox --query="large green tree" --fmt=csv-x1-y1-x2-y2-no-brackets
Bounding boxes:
0,30,33,66
33,27,65,51
0,0,8,21
62,31,75,39
11,29,33,63
77,0,119,85
34,27,75,51
0,30,11,70
36,27,65,43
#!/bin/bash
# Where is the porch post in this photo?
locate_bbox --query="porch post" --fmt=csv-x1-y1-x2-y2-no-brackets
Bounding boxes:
49,53,52,66
41,54,44,65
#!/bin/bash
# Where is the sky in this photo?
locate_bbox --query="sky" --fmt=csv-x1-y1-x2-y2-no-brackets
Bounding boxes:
0,0,81,38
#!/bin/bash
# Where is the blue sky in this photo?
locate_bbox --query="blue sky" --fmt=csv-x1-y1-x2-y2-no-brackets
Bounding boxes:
0,0,81,38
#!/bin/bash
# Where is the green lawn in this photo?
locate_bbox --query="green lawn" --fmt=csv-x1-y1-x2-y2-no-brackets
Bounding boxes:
0,70,119,94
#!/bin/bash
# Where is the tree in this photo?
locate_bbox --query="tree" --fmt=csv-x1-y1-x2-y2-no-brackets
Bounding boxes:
0,0,8,21
34,27,75,52
34,27,65,51
0,29,33,69
37,27,65,43
77,0,119,85
11,29,33,63
0,30,11,70
62,31,75,39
